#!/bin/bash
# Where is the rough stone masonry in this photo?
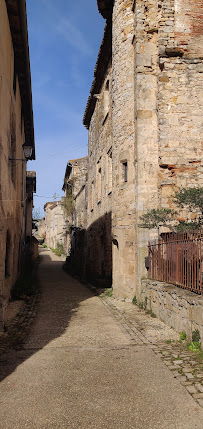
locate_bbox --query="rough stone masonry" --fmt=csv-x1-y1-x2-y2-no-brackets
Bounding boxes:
70,0,203,309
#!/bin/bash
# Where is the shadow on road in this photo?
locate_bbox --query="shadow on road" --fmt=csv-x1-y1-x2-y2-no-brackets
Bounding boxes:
0,249,95,382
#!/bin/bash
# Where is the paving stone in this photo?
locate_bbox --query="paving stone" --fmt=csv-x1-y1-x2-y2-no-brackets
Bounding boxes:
163,360,172,366
173,360,183,365
186,373,194,379
197,399,203,407
195,383,203,393
172,371,180,377
177,375,187,382
182,367,193,373
193,393,203,399
168,365,181,370
186,385,197,394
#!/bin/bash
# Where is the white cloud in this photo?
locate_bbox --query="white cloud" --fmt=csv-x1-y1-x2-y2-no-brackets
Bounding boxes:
39,0,92,56
55,18,92,56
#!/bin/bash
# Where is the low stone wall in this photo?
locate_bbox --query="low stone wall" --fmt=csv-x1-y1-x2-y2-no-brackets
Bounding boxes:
141,279,203,343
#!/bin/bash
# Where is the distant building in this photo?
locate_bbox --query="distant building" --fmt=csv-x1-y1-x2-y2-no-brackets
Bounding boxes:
32,218,45,244
63,157,88,229
44,201,68,252
0,0,35,330
26,171,36,240
63,157,89,278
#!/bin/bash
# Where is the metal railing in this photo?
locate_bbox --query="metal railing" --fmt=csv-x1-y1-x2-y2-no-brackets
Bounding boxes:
148,231,203,294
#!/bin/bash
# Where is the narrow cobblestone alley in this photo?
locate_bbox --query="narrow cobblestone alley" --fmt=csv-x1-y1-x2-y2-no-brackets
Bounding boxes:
0,249,203,429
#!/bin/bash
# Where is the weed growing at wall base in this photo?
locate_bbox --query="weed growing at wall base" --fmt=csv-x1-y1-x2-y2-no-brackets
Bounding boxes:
132,296,156,318
132,296,137,304
179,331,187,341
105,288,113,297
51,242,66,257
146,309,156,318
187,330,202,354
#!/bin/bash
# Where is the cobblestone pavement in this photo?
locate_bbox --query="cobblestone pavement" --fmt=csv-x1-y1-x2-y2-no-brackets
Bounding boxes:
1,283,203,410
0,253,203,423
101,295,203,408
0,293,39,358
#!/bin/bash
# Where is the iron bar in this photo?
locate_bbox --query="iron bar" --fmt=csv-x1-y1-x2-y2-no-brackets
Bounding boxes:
148,232,203,294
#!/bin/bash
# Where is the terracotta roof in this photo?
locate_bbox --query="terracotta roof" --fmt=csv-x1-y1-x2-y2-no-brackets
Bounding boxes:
5,0,35,159
83,21,112,129
97,0,113,19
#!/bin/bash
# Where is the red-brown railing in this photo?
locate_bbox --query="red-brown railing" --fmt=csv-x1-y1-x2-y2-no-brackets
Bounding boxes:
148,231,203,294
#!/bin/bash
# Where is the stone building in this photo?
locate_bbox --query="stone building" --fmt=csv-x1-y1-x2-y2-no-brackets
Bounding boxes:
0,0,35,329
26,171,36,239
44,200,68,252
32,218,45,244
63,157,88,230
68,0,203,301
62,157,89,278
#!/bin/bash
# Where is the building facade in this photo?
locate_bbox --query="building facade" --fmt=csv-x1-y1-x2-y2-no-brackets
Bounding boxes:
44,201,68,252
67,0,203,299
63,157,89,278
0,0,35,329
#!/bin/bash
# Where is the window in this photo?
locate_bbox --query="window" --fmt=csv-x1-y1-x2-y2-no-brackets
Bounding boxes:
123,161,128,182
107,149,112,194
103,80,109,123
5,231,11,277
97,165,101,203
91,181,94,211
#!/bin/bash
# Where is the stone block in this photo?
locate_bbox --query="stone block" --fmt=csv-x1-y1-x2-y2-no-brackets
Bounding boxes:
191,306,203,326
137,110,153,119
136,54,152,67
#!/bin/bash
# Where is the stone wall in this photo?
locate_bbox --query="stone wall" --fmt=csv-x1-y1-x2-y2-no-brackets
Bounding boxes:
141,279,203,344
73,0,203,310
158,0,203,206
62,157,89,276
134,0,203,299
0,0,34,328
112,0,136,299
66,157,88,230
44,201,68,251
134,0,160,297
85,61,113,285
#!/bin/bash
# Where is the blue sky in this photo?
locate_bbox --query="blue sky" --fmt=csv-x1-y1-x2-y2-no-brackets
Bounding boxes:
27,0,105,216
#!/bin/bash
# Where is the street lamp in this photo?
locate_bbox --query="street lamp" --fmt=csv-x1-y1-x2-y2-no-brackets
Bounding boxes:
9,142,33,165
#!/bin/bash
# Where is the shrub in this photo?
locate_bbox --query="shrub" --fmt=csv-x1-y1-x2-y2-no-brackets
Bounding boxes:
52,242,65,257
180,331,187,341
